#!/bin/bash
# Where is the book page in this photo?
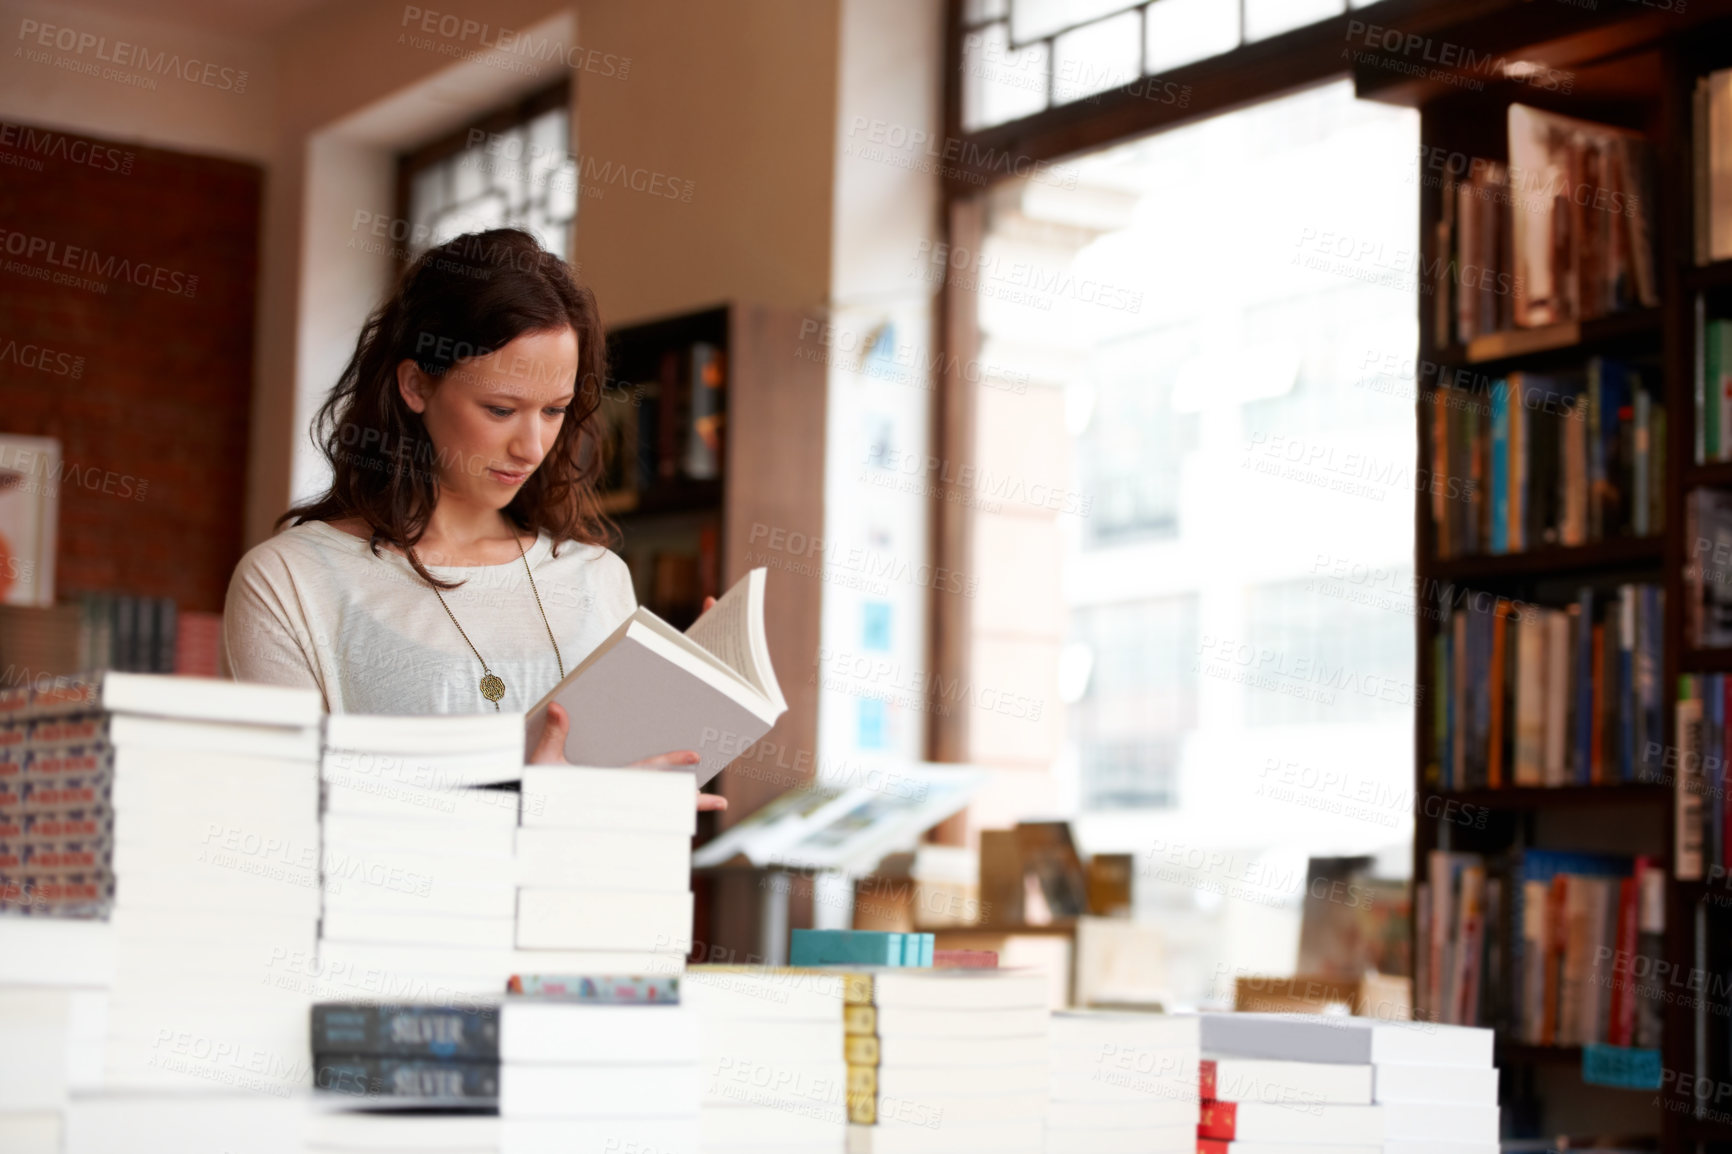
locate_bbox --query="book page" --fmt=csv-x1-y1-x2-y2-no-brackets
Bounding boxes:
685,571,768,697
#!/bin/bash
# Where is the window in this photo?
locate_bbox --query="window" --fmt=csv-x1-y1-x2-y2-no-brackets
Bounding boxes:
398,84,576,265
961,0,1391,130
1070,597,1200,807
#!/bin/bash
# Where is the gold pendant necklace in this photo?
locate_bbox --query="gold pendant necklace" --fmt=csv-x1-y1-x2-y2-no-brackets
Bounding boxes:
413,530,566,711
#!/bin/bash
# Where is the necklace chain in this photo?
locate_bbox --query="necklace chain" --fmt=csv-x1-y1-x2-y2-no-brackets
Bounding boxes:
415,530,565,711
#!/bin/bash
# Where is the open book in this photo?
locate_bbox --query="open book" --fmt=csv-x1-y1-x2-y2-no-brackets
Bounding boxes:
523,567,786,786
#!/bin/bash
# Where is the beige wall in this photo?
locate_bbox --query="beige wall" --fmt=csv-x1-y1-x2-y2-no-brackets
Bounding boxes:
0,0,841,543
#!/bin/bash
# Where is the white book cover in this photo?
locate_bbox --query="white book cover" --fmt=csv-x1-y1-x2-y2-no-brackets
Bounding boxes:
1198,1012,1493,1067
66,1093,303,1154
322,780,521,827
321,812,515,859
0,1112,58,1154
873,1004,1047,1040
1203,1055,1373,1105
501,1001,698,1062
880,1034,1049,1069
1045,1099,1195,1130
698,1019,842,1067
521,765,696,834
323,710,525,755
514,826,691,892
321,745,525,790
684,966,850,1020
523,568,785,786
314,941,685,985
303,1108,500,1151
107,713,321,761
1204,1101,1383,1143
500,1116,699,1154
863,969,1049,1011
321,875,515,918
1385,1101,1500,1143
1374,1060,1499,1104
697,1103,842,1144
100,671,322,728
876,1092,1047,1126
107,867,320,918
878,1063,1047,1099
847,1118,1043,1154
499,1062,700,1119
1049,1009,1199,1051
515,888,693,952
320,908,515,949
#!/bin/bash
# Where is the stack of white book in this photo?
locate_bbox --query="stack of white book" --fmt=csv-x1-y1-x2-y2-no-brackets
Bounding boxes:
1046,1010,1198,1154
88,674,324,1096
514,764,694,975
316,713,527,1000
499,996,701,1154
0,921,112,1154
845,969,1050,1154
1197,1012,1498,1154
686,966,847,1154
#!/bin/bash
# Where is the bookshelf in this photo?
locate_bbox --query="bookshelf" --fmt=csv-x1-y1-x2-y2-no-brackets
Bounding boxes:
601,303,827,961
1361,13,1732,1147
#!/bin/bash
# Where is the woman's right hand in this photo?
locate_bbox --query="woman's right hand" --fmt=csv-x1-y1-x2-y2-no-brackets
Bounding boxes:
528,702,727,811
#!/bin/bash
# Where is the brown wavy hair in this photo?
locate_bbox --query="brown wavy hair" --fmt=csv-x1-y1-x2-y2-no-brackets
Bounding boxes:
280,228,610,589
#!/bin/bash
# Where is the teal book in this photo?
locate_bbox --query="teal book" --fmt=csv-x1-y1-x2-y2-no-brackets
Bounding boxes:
790,929,904,966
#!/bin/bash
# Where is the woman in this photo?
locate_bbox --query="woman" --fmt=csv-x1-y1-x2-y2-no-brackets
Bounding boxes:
224,227,723,809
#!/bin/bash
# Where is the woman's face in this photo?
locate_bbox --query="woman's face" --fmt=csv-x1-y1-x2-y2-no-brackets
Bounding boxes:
397,326,579,510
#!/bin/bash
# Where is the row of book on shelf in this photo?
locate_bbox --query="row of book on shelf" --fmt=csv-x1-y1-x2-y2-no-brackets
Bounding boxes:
593,340,726,506
1429,583,1663,791
1418,849,1665,1052
1437,104,1657,349
0,669,1507,1153
0,595,221,684
1426,359,1662,560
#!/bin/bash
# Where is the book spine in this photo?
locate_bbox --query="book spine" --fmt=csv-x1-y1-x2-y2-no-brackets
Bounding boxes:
313,1055,499,1102
1197,1100,1238,1141
1490,381,1510,554
309,1004,501,1059
504,974,681,1002
1677,679,1705,881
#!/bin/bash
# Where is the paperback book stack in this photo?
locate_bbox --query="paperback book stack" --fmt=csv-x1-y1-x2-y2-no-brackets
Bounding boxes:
499,982,700,1154
316,714,526,1001
305,1001,501,1154
44,673,325,1096
1046,1010,1198,1154
514,763,694,976
1198,1013,1499,1154
840,968,1050,1154
686,966,847,1154
0,919,111,1154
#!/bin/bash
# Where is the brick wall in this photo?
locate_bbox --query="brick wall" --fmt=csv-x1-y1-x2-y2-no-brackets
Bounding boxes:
0,122,262,612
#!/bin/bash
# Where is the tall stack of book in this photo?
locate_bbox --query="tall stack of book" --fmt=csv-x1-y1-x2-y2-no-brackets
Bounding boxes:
1046,1010,1198,1154
841,969,1049,1154
1199,1013,1499,1154
1428,583,1664,791
499,990,700,1154
316,714,526,1000
1426,361,1663,560
12,674,324,1096
515,764,694,975
687,966,847,1153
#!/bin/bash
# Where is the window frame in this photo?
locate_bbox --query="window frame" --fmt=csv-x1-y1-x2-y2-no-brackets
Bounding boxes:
392,80,573,278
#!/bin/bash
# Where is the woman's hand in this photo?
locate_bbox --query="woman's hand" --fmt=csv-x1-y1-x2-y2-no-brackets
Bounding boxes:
527,701,729,812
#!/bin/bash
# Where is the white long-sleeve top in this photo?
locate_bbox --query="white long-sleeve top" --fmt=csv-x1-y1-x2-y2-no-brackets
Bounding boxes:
222,519,636,715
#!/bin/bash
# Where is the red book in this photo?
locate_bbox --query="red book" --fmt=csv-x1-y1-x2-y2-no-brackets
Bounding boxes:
932,949,997,969
1198,1100,1237,1140
1199,1057,1217,1102
1198,1143,1229,1154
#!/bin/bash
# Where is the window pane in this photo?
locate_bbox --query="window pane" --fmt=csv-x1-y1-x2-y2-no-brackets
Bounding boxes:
1144,0,1240,74
962,21,1050,130
1073,598,1199,808
965,0,1010,21
1052,10,1142,105
1243,0,1344,42
1012,0,1142,44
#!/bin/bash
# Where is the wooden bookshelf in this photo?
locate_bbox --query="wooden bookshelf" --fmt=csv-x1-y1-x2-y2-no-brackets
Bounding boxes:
1361,11,1732,1147
602,303,827,961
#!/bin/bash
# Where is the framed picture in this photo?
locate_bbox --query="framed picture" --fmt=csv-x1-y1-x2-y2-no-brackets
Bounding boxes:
0,434,59,607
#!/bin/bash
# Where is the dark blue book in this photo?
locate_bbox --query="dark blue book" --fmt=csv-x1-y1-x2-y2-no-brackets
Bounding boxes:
310,1004,500,1060
313,1054,499,1102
